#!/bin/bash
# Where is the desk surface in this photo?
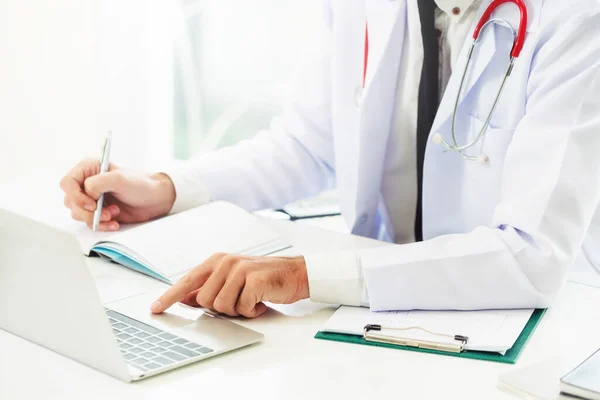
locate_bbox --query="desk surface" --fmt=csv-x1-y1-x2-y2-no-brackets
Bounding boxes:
2,176,600,400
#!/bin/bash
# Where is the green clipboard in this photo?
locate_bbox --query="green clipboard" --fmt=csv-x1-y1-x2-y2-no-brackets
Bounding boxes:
314,308,546,364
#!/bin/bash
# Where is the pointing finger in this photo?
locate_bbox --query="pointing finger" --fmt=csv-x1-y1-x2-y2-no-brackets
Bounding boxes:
151,268,211,313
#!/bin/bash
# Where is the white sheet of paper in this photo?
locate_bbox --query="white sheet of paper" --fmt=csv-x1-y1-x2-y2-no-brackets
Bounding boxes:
322,306,534,353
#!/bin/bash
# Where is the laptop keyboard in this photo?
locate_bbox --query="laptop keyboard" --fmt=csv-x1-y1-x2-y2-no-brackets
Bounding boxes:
106,310,213,373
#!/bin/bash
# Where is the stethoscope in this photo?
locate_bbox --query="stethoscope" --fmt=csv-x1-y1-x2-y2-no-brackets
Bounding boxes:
362,0,528,164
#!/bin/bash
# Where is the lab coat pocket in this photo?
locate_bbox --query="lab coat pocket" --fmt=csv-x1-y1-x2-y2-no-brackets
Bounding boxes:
466,114,515,169
462,115,516,227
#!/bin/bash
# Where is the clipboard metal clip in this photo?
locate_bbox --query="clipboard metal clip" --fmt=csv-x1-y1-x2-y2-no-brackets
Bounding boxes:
363,324,469,354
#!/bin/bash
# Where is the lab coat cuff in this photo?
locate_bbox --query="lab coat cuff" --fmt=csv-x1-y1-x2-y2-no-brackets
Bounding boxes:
160,167,212,214
304,251,364,306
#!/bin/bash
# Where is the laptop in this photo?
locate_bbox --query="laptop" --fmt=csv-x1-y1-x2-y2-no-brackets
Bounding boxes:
0,209,264,382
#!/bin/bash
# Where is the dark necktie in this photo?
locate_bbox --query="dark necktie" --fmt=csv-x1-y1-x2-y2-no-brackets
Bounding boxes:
415,0,440,242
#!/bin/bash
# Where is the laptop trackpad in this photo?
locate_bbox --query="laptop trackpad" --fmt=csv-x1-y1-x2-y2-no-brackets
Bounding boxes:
107,290,204,326
105,289,263,351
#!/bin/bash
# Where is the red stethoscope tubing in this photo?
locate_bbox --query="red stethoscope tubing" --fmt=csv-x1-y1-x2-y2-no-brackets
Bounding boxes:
474,0,528,58
363,25,369,87
362,0,528,87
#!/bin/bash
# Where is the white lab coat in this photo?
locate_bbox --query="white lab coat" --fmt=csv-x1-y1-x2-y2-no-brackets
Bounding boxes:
172,0,600,311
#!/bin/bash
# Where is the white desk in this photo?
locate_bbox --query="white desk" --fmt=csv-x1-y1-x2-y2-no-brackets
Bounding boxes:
2,176,600,400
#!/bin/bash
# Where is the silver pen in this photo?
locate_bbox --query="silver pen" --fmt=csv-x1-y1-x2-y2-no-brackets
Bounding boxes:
92,131,113,232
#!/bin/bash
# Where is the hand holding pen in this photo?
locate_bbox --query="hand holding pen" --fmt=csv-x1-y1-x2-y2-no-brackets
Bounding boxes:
59,131,177,232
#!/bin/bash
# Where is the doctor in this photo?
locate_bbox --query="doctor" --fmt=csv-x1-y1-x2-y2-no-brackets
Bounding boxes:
61,0,600,318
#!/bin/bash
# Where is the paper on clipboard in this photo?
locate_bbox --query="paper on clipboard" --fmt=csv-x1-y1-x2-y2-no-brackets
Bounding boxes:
321,306,535,353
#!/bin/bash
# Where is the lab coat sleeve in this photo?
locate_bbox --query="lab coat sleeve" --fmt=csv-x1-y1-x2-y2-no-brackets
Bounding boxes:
165,2,335,214
306,8,600,310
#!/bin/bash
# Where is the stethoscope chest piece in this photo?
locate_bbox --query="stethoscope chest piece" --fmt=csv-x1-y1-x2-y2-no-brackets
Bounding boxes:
432,133,489,164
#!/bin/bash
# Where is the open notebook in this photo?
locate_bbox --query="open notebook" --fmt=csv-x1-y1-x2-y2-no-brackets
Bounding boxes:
80,201,291,284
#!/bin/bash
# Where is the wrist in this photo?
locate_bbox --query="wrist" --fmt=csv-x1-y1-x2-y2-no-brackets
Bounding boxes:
150,172,176,216
292,256,310,302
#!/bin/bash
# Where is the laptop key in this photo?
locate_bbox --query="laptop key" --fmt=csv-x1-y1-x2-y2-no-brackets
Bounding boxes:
184,342,201,350
152,356,174,366
109,318,117,324
146,337,161,344
170,345,199,358
129,347,144,354
173,338,188,345
116,333,132,340
144,362,161,370
128,338,144,345
132,358,149,365
138,343,153,349
106,310,162,335
197,347,213,354
124,353,137,360
152,347,168,354
112,323,127,329
134,332,151,339
156,341,171,347
163,351,185,362
123,327,138,334
140,352,155,358
120,343,133,350
158,332,177,341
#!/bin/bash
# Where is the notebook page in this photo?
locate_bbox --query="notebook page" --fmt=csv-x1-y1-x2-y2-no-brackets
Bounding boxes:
94,202,285,280
46,215,142,255
322,306,534,352
69,222,114,254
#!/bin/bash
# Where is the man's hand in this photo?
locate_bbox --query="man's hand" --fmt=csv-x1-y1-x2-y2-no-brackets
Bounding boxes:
150,253,310,318
60,159,177,231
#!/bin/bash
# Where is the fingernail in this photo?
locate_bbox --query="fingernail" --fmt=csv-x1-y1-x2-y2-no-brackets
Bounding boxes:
85,204,95,211
150,301,162,312
109,224,118,231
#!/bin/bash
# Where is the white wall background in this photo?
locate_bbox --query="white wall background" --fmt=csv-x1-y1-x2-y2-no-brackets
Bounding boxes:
0,0,176,185
174,0,324,156
0,0,101,183
0,0,323,186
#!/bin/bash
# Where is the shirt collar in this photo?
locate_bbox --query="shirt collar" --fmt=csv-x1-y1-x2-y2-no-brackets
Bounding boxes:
435,0,480,22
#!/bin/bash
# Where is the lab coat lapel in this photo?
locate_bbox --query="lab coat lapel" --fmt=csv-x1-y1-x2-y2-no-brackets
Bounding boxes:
351,0,406,237
363,0,403,90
